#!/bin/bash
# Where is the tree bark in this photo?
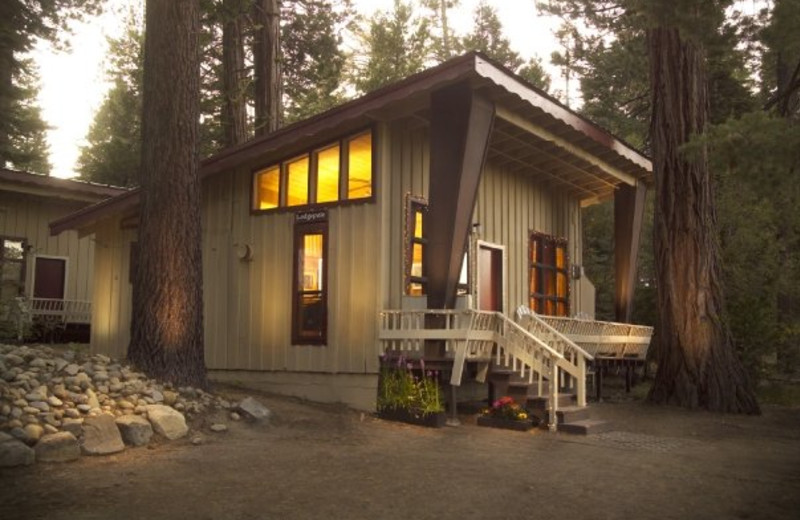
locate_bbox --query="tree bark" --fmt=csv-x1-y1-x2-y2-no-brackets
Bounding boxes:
129,0,206,388
646,24,759,413
221,0,248,146
251,0,282,136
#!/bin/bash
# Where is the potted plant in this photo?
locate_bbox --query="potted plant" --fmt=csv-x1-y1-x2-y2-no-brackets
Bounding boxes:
477,396,538,431
377,354,446,428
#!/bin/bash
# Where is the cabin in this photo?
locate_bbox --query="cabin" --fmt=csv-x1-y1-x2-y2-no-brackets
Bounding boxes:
0,168,126,341
51,53,653,426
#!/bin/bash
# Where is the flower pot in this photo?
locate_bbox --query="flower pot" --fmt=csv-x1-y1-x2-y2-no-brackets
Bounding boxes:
477,415,536,432
377,408,447,428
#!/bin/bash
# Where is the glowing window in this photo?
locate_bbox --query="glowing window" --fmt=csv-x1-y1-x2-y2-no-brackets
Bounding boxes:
528,233,569,317
347,132,372,199
254,166,280,210
406,198,427,295
293,224,327,345
286,155,309,207
315,144,340,204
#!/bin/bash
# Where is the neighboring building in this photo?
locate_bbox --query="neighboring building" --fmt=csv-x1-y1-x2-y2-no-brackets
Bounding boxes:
51,53,652,412
0,168,126,340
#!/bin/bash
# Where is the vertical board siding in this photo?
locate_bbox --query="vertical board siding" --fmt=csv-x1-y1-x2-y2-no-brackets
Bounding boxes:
0,193,96,303
202,163,381,375
384,120,585,317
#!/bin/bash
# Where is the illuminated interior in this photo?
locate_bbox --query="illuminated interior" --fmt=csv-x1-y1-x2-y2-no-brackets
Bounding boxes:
529,234,568,316
300,234,324,291
296,231,325,343
347,132,372,199
286,155,309,207
316,144,340,204
252,130,373,211
255,166,280,209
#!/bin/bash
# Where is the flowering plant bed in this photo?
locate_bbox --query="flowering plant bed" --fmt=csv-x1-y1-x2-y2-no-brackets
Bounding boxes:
377,353,446,428
477,396,538,431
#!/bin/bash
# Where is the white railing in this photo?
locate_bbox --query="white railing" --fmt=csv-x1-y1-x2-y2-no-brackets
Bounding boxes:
379,309,565,430
515,306,594,407
535,314,653,361
28,298,92,324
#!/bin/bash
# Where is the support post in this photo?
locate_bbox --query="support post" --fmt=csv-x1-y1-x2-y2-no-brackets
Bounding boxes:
614,182,647,323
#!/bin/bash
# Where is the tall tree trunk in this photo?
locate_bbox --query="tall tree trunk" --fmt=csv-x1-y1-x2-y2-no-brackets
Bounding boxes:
221,0,248,146
251,0,282,136
130,0,206,388
646,24,759,413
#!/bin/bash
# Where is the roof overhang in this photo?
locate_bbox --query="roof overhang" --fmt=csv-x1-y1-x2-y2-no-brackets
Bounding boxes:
50,52,652,235
0,168,127,203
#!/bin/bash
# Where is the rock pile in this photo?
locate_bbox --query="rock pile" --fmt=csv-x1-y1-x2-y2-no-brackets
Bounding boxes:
0,343,269,467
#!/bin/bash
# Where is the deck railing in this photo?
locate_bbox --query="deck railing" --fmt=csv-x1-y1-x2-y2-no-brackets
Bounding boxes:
534,314,653,361
379,309,565,430
28,298,92,324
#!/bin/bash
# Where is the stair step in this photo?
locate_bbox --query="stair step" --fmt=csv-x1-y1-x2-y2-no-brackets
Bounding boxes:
557,419,613,435
528,394,576,410
536,406,591,424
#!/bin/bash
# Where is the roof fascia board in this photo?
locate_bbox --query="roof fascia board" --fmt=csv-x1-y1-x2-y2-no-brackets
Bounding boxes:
495,106,639,187
474,57,652,174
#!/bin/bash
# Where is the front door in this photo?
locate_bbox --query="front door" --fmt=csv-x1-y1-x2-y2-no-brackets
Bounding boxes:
478,244,503,312
33,257,66,300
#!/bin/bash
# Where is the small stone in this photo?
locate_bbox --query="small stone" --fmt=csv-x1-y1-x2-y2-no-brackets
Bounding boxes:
0,438,35,467
230,412,241,421
23,406,41,415
4,354,24,366
25,391,46,402
85,389,100,409
7,419,22,429
29,401,50,412
162,391,178,406
150,390,164,403
10,407,22,419
52,384,67,399
64,408,80,419
43,424,59,434
23,423,44,444
94,372,109,382
191,435,204,446
236,397,271,423
35,432,80,462
63,364,80,376
118,400,135,410
81,414,125,455
54,358,68,372
134,405,147,415
210,423,228,433
146,405,188,440
29,358,47,368
77,404,91,413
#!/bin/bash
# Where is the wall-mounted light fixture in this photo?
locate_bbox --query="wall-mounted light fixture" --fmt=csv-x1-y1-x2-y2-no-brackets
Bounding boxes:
571,264,583,279
235,243,253,262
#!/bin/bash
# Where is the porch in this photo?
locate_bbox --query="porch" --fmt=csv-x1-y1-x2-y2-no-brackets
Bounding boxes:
378,308,653,431
12,297,92,341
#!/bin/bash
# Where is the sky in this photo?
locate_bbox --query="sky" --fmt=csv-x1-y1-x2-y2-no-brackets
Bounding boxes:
31,0,565,179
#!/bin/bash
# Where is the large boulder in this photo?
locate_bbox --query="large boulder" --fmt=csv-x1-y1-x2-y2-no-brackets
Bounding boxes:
81,414,125,455
146,405,188,440
116,415,153,446
0,437,35,467
236,397,271,423
35,432,80,463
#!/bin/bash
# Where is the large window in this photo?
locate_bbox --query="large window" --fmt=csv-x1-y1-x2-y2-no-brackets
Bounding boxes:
405,198,427,295
253,129,373,212
293,222,328,345
528,233,569,316
1,237,26,320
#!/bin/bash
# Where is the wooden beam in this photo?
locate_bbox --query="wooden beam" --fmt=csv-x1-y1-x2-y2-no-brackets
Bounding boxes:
614,182,647,322
426,82,495,310
495,106,639,187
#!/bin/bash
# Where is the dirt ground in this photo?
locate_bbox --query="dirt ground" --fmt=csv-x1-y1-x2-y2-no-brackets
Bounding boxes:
2,383,799,520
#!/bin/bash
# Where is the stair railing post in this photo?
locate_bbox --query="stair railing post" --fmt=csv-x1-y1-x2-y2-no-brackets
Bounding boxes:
577,354,586,407
549,357,558,432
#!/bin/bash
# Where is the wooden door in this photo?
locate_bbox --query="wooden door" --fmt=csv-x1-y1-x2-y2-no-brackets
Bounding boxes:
478,245,503,312
33,257,66,299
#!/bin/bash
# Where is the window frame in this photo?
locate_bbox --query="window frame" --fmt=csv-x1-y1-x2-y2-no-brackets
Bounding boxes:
0,236,28,297
251,127,375,214
291,221,329,346
528,232,570,317
405,196,428,295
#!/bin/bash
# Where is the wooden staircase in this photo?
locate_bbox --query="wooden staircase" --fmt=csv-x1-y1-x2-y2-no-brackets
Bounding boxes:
488,365,612,435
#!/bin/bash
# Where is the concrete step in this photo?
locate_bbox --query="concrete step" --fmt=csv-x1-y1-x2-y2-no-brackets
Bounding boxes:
557,419,613,435
535,405,591,425
528,393,576,410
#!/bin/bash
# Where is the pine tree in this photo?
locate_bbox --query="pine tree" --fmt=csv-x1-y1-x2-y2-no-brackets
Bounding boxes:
460,1,522,70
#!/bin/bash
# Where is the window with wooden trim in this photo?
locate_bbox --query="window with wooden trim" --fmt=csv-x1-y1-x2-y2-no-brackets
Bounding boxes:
253,129,373,212
293,222,327,345
528,232,569,316
0,237,26,319
405,197,427,295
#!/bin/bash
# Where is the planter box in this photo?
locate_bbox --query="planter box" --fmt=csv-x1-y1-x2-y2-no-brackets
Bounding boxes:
378,408,447,428
477,415,536,432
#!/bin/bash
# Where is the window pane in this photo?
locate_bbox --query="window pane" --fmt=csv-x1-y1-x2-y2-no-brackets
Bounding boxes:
1,262,22,284
409,283,424,296
3,240,24,261
557,301,567,317
529,267,539,295
458,254,468,286
287,155,310,206
411,243,423,278
300,233,323,291
316,144,340,203
297,293,324,340
556,246,565,269
544,270,555,295
542,241,554,266
414,209,423,238
347,132,372,199
557,272,567,298
255,166,280,209
531,239,539,263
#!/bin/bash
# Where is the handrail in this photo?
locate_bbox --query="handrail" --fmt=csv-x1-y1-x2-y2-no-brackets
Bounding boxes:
515,305,594,361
